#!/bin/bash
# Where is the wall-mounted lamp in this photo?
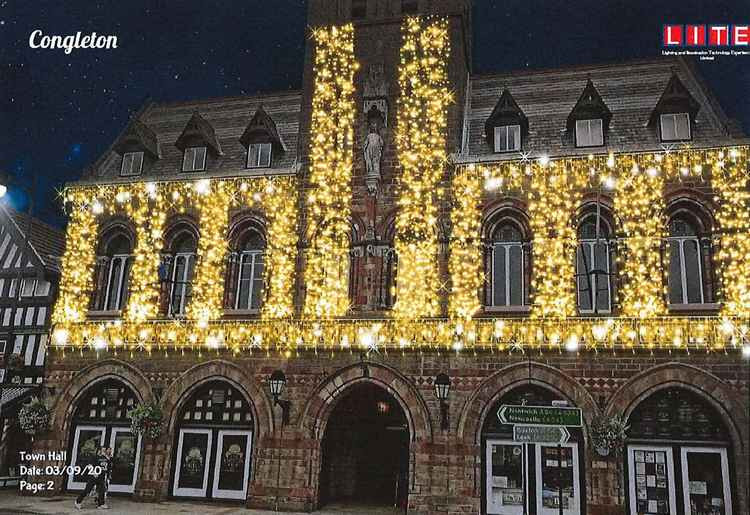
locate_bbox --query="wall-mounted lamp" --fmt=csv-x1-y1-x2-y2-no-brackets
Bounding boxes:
269,370,290,426
434,373,451,431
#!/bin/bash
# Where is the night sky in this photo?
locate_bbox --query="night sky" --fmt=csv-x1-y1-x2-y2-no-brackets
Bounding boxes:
2,0,748,226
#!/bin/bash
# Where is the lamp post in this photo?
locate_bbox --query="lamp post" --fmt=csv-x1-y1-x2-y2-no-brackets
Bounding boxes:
269,370,290,426
434,373,451,431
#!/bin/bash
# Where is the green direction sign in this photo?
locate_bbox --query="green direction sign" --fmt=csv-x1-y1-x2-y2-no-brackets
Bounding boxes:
497,405,582,427
513,424,570,444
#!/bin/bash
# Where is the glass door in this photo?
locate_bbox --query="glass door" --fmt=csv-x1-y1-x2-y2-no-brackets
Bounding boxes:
108,428,141,493
535,443,580,515
486,439,527,515
173,428,212,498
211,429,253,500
67,425,106,490
627,445,677,515
680,447,732,515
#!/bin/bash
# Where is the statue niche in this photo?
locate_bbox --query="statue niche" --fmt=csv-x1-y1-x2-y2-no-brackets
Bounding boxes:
363,106,385,195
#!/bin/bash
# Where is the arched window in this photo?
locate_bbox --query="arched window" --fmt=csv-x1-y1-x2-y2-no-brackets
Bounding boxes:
667,215,707,305
576,213,613,313
167,230,198,316
234,230,265,310
489,222,525,307
93,228,133,312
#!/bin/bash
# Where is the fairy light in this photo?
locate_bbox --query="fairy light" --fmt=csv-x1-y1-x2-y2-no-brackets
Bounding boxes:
393,16,451,320
303,23,357,318
449,169,483,320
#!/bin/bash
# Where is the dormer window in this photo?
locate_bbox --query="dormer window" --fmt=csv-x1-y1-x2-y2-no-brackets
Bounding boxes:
494,125,521,152
660,112,691,141
485,89,528,154
575,119,604,147
247,143,272,168
182,147,207,172
567,80,611,148
120,151,144,176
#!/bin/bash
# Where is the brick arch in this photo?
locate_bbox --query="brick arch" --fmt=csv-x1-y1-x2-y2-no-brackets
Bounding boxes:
96,216,136,253
298,361,432,442
162,214,200,251
160,359,274,439
481,197,530,239
457,361,599,445
228,209,268,249
52,359,154,437
605,362,748,448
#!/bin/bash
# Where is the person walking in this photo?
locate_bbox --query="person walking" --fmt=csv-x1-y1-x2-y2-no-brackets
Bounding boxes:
74,446,113,510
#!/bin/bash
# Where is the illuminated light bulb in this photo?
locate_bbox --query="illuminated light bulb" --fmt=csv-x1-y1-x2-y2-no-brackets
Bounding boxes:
694,164,702,174
729,148,738,158
680,166,689,176
606,154,615,168
115,191,130,203
206,334,220,349
52,328,69,346
673,335,682,347
398,338,409,348
742,345,750,359
252,192,262,203
592,324,607,342
484,176,503,191
359,330,374,349
564,334,579,352
602,175,616,190
93,336,107,350
340,335,350,348
195,179,211,195
91,200,104,214
145,182,157,196
646,166,658,177
538,155,550,166
720,319,734,335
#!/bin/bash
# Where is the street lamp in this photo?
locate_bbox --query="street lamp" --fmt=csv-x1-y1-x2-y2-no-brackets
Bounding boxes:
269,370,290,426
434,373,451,431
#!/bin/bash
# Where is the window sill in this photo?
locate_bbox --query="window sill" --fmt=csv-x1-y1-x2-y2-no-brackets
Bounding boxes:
483,305,531,314
668,303,720,312
224,309,260,317
87,310,123,318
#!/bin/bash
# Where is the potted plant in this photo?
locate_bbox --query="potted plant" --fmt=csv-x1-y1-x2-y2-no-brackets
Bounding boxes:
18,397,51,435
591,414,629,457
127,401,164,439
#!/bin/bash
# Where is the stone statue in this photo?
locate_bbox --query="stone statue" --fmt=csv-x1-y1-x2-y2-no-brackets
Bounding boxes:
363,116,384,195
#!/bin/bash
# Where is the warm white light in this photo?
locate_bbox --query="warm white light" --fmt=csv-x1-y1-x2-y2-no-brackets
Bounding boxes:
484,176,503,191
538,155,549,166
0,184,7,198
195,179,211,195
52,328,69,346
93,336,107,350
91,200,104,214
592,324,607,342
742,345,750,359
206,334,220,349
565,334,579,352
602,175,616,190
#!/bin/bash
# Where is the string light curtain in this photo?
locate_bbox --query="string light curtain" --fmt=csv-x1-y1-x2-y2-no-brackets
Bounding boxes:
303,24,357,318
393,16,452,320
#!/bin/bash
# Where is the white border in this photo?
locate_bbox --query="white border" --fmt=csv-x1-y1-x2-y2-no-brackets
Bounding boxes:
485,439,526,515
211,429,253,500
67,425,105,491
627,444,677,515
173,428,212,498
107,428,142,493
534,442,580,515
680,446,732,515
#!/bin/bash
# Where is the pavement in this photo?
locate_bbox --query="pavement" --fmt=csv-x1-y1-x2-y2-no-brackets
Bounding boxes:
0,491,402,515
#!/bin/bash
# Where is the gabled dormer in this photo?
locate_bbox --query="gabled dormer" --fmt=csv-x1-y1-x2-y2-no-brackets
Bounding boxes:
175,111,222,172
485,89,528,153
239,107,287,169
567,79,612,148
648,73,700,142
112,119,159,177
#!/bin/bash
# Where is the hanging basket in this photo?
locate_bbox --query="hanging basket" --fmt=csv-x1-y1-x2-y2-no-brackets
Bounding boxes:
127,402,164,440
18,397,51,435
591,414,629,457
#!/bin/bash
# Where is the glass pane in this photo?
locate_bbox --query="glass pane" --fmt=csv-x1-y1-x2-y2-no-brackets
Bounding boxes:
251,257,264,309
683,240,703,303
594,243,610,311
489,444,524,509
661,115,677,141
676,113,690,139
685,451,726,515
632,449,672,515
247,144,259,167
177,433,209,490
259,143,271,167
576,246,592,311
668,241,684,304
216,434,249,492
576,120,589,146
590,119,603,145
195,147,206,170
183,149,193,171
508,246,522,306
106,259,123,310
73,430,103,484
540,446,575,510
507,126,518,151
493,247,507,306
110,432,137,487
495,126,508,152
120,258,131,306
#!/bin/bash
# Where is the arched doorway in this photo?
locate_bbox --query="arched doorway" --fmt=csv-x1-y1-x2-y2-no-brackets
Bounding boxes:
481,385,585,515
170,379,254,501
319,382,409,510
66,378,141,494
625,387,734,515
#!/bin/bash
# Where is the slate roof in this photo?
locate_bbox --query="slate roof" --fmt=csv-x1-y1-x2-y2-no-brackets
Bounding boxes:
1,205,66,272
461,57,746,162
87,90,302,182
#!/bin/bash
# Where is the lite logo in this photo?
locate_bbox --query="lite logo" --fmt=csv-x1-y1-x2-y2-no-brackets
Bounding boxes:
663,25,749,46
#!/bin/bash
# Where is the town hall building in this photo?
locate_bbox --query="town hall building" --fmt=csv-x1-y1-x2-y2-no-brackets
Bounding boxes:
32,1,749,514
